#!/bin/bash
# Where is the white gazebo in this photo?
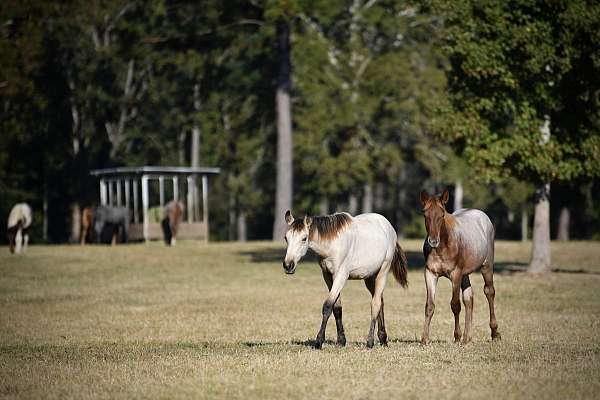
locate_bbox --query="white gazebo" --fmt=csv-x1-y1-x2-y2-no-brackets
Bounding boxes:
90,166,220,242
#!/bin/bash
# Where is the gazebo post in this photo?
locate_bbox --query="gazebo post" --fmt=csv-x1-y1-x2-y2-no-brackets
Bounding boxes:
141,175,149,243
116,179,122,206
100,179,107,206
108,180,114,206
125,179,130,211
133,179,139,223
159,176,165,208
187,176,193,223
172,177,178,201
202,174,209,242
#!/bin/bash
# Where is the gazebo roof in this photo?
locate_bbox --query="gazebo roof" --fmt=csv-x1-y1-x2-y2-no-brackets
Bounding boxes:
90,166,220,177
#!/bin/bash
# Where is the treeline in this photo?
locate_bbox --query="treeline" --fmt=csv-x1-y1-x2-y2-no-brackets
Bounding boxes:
1,1,599,250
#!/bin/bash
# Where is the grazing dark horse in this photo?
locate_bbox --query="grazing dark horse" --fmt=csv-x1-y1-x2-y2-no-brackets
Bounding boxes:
283,210,408,349
161,200,184,246
7,203,32,254
94,206,130,245
80,207,95,245
420,189,500,345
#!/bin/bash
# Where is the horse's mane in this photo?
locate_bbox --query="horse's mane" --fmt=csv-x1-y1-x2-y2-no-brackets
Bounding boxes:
291,213,353,242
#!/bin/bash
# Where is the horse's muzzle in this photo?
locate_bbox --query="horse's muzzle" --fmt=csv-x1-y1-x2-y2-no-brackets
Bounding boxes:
427,237,440,248
283,260,296,274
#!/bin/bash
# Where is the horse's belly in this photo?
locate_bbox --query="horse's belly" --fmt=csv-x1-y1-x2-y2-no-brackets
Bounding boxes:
348,266,376,280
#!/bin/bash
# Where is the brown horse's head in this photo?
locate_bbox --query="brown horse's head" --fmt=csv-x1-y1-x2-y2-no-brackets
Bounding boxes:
420,189,449,248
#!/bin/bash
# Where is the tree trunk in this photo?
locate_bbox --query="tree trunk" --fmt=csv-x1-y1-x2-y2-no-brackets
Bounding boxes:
69,203,81,244
178,130,186,165
395,168,407,238
454,179,463,212
228,191,236,241
557,207,570,241
191,84,201,221
319,197,329,216
272,20,293,240
43,188,48,242
237,211,247,242
528,183,551,274
348,193,358,215
521,205,528,242
374,182,384,211
362,183,373,213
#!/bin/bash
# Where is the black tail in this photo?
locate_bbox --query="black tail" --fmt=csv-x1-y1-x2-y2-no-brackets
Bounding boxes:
391,242,408,288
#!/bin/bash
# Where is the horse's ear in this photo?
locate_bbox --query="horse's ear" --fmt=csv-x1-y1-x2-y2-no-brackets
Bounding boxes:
420,190,429,207
285,210,294,225
441,188,449,205
304,215,313,227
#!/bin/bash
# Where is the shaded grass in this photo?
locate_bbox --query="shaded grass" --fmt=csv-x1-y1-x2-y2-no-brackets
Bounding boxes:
0,240,599,399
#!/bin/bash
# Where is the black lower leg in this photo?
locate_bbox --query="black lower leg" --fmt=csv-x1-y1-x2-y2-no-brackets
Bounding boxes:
315,301,333,349
333,306,346,346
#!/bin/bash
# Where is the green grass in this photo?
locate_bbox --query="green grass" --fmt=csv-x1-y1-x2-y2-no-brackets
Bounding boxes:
1,240,599,399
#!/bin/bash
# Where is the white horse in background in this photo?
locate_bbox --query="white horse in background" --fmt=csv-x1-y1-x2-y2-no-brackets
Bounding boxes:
7,203,32,254
283,210,409,349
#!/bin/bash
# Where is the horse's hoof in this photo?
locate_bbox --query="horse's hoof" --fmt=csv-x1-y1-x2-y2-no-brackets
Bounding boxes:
314,336,324,349
380,341,388,347
492,332,502,341
420,337,430,346
461,337,472,345
366,339,374,349
337,337,346,347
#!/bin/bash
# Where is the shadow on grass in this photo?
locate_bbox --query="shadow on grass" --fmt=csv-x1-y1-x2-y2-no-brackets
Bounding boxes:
241,248,600,275
243,338,447,348
494,262,600,275
239,247,426,270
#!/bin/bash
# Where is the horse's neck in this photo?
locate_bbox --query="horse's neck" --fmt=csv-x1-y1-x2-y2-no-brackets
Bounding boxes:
309,236,336,259
440,214,460,250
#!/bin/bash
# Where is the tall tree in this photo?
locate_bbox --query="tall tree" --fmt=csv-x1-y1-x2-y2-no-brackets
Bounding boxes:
430,0,600,274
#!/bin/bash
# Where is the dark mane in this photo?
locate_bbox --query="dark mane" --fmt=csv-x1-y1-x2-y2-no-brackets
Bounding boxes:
290,213,352,242
290,213,353,241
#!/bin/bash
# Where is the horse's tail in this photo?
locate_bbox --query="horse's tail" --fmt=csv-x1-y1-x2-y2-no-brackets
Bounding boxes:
391,242,408,288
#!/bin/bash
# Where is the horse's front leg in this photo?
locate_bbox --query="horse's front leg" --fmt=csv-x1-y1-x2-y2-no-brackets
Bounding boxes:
421,268,438,345
461,275,474,345
315,271,348,349
321,269,346,346
450,270,463,343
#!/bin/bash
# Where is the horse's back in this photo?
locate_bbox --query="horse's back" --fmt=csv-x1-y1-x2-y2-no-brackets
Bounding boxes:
7,203,32,229
453,208,494,265
96,205,129,223
348,213,397,271
353,213,396,239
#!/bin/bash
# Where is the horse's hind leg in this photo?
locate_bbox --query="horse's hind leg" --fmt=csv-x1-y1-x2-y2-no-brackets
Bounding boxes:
322,269,346,346
481,264,501,340
365,276,387,346
461,275,474,345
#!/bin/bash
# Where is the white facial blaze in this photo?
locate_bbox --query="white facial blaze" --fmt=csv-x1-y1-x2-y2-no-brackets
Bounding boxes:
284,229,309,266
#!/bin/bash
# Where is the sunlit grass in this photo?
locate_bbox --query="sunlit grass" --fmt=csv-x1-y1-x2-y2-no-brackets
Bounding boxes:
1,240,599,399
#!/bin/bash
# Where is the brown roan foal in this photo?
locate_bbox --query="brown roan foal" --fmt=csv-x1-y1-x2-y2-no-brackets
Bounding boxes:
420,189,501,345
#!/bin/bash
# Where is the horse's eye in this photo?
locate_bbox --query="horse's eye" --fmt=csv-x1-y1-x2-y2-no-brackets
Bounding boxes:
302,237,307,242
284,237,288,243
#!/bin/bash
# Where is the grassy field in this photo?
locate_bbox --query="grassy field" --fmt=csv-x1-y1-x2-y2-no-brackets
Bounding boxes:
1,240,599,399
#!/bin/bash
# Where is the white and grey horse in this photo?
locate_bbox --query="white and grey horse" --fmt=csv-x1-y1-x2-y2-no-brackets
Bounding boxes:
7,203,32,254
283,210,408,349
94,206,130,244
